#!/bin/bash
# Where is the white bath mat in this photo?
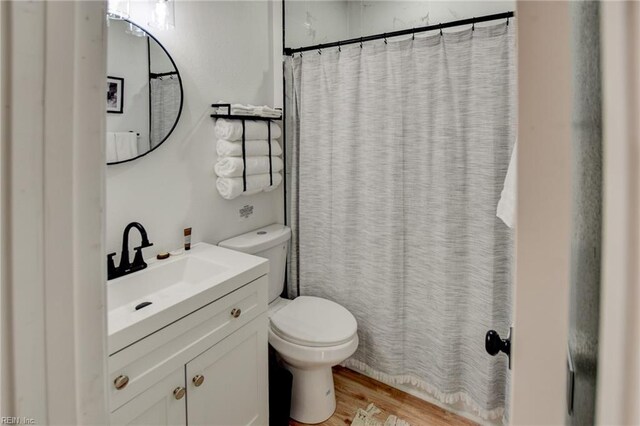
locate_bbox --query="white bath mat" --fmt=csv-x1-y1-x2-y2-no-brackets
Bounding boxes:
351,403,410,426
384,415,410,426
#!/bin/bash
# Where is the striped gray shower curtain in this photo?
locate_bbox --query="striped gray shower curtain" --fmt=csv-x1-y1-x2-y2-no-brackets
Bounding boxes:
150,76,181,148
285,23,515,421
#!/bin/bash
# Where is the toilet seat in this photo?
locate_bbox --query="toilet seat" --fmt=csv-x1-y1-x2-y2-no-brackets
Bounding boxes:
270,296,357,347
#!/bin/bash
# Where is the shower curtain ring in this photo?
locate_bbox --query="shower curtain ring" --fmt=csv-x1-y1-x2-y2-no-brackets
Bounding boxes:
384,33,387,44
506,16,510,26
412,29,415,40
360,37,363,48
472,18,475,31
439,24,443,36
338,44,341,52
318,48,322,55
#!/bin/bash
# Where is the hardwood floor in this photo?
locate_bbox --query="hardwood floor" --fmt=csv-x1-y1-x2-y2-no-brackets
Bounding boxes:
289,366,478,426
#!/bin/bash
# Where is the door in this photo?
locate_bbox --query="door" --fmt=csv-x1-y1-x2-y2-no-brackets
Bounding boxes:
507,2,574,424
508,3,640,422
186,315,268,426
597,2,640,424
110,367,186,426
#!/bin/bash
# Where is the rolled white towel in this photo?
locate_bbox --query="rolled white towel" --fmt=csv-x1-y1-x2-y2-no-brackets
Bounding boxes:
114,132,138,161
214,156,283,178
217,108,256,116
215,118,282,141
252,106,281,118
261,112,282,118
215,103,255,115
106,132,118,163
215,102,282,118
216,139,282,157
216,173,283,200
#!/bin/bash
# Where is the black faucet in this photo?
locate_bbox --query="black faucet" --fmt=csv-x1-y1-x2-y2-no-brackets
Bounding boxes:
107,222,154,280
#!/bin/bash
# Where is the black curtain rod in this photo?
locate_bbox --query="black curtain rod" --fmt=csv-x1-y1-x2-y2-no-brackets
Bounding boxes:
150,71,178,78
283,11,514,55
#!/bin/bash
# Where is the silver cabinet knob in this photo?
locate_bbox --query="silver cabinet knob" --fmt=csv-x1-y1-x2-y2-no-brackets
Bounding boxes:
192,374,205,387
231,308,241,318
173,386,186,400
114,375,129,390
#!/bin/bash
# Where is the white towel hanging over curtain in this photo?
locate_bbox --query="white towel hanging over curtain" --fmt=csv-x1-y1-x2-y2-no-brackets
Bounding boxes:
497,142,518,228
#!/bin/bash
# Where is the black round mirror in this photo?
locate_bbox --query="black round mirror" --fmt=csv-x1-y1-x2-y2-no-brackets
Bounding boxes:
106,18,184,165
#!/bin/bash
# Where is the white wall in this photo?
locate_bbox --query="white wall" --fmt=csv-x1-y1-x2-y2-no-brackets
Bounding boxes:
109,0,516,260
149,39,174,73
285,0,515,48
285,0,349,47
347,1,514,38
107,1,283,258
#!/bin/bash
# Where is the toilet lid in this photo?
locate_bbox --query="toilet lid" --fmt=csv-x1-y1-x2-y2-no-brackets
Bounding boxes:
270,296,358,347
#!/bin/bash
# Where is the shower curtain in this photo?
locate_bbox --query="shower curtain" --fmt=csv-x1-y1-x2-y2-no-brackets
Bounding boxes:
150,76,181,148
286,23,515,420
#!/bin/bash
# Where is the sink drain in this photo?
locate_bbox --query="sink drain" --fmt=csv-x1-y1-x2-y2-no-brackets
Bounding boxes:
135,301,152,311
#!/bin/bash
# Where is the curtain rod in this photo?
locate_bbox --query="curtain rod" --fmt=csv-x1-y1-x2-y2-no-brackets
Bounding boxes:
149,71,178,78
283,11,514,55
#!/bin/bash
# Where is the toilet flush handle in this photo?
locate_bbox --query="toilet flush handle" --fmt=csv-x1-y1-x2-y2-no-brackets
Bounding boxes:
231,308,242,318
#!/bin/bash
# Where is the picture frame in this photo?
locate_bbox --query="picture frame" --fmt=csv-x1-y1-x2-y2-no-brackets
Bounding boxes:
107,76,124,114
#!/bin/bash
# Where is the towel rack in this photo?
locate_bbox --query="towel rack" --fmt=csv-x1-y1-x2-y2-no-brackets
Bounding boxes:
211,103,282,193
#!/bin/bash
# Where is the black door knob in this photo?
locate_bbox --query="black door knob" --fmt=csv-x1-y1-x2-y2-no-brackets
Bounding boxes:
486,329,511,369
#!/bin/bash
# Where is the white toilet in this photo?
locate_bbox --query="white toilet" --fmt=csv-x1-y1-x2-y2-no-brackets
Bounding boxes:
219,224,358,424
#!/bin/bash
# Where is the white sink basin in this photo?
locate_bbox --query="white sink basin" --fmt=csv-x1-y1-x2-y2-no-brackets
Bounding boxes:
108,256,228,311
107,242,268,355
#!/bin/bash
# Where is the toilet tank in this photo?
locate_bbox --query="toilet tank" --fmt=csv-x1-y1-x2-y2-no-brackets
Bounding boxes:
218,224,291,303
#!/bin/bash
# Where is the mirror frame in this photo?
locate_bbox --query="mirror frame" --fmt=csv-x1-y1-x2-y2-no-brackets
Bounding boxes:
107,18,184,166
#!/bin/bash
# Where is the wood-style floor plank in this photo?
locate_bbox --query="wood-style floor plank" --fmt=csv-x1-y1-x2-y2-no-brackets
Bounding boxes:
289,366,478,426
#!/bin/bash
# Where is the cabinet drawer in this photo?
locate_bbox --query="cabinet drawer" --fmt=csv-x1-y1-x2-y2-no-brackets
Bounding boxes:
109,275,268,411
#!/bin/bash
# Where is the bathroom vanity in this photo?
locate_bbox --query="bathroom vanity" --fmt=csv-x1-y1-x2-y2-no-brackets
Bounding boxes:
107,243,269,425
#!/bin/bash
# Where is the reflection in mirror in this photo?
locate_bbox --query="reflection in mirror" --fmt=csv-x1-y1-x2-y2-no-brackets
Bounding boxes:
106,19,183,165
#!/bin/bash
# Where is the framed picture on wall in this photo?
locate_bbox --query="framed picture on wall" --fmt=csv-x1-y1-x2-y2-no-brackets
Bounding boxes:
107,76,124,114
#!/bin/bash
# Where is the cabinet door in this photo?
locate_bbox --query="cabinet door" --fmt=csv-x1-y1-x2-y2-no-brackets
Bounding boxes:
110,367,186,426
186,315,268,426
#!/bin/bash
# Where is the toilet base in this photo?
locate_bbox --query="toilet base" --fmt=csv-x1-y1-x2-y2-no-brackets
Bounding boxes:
267,328,358,424
286,365,336,424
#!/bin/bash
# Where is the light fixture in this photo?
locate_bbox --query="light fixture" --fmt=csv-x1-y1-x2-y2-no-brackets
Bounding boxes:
149,0,175,30
107,0,130,20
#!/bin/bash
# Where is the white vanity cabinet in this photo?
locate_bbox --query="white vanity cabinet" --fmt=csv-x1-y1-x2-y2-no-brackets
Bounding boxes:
108,270,269,426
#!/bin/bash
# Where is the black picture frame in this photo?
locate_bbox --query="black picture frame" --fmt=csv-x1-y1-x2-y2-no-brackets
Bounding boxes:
107,76,124,114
